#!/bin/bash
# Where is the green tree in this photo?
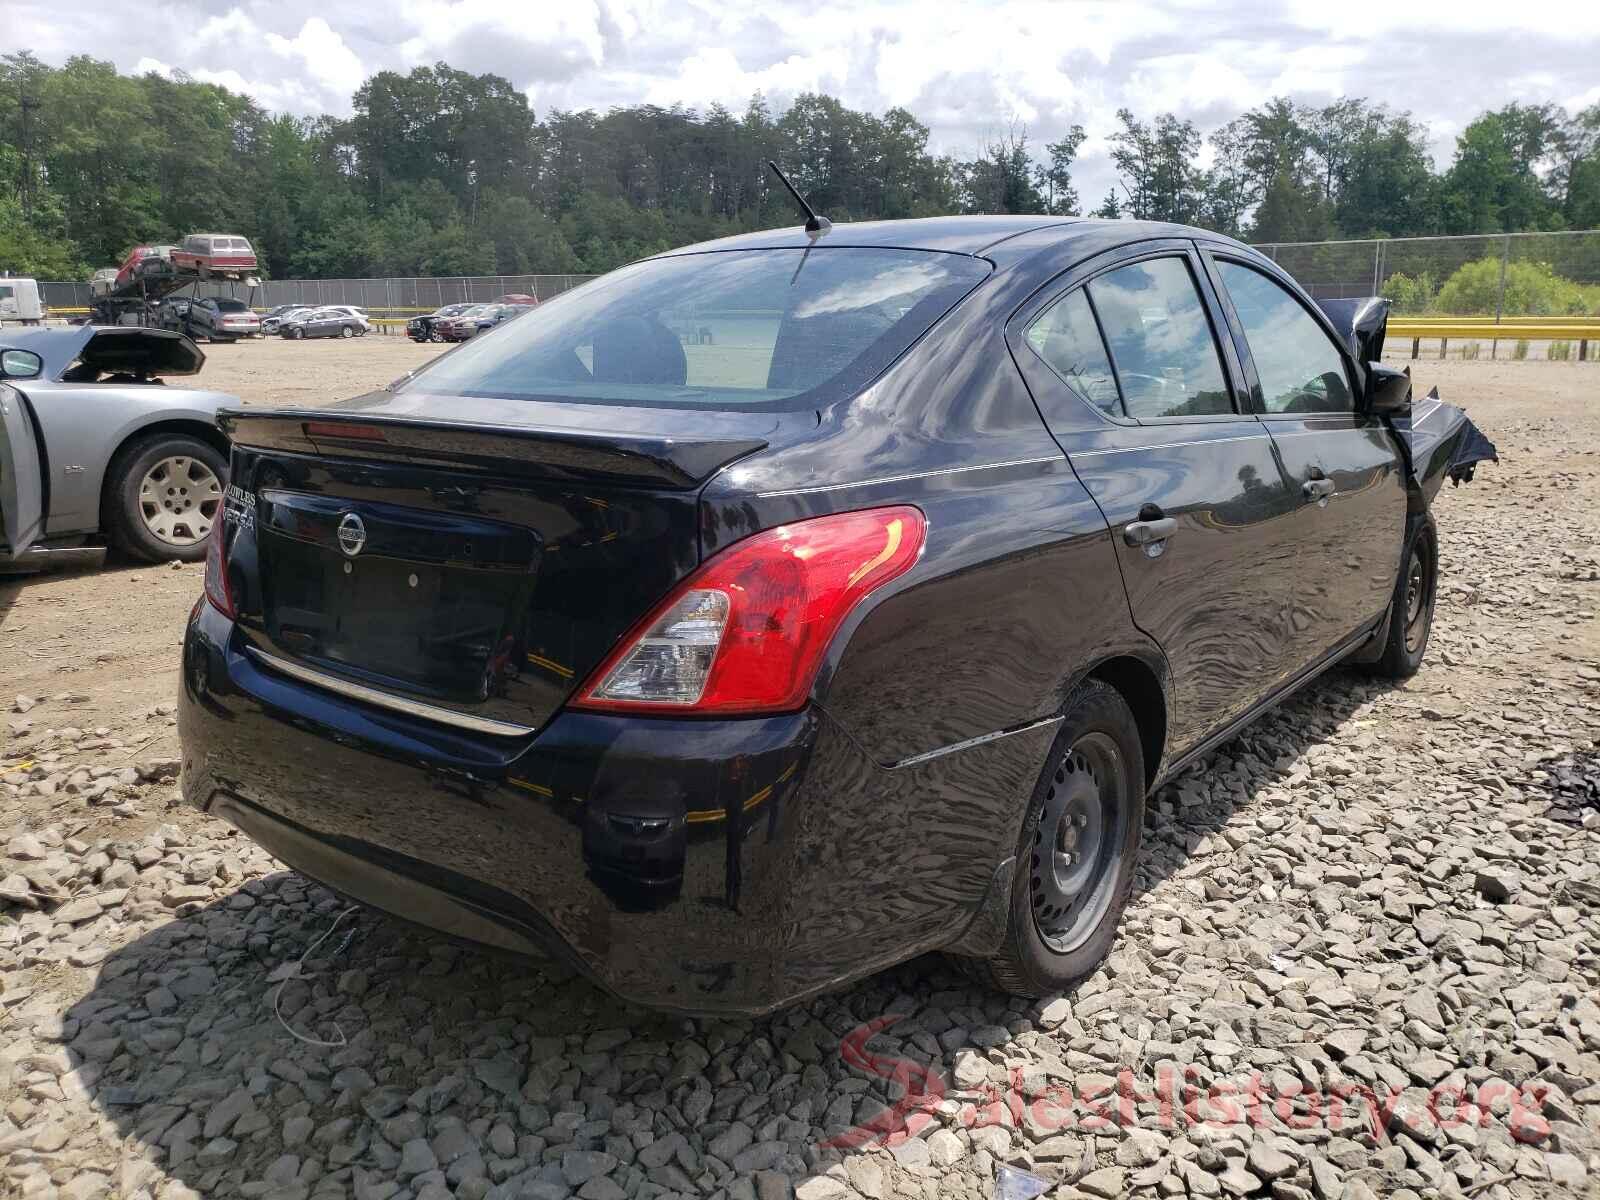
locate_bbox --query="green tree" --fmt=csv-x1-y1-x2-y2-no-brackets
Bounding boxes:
1107,109,1202,222
1037,125,1086,215
1440,105,1564,233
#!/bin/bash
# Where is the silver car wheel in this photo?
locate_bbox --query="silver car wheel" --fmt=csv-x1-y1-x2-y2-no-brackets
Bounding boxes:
138,455,222,546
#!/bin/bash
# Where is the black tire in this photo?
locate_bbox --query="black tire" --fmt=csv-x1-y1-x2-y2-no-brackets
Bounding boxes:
290,326,303,340
1361,515,1437,679
102,434,228,563
428,330,444,343
340,324,354,338
974,678,1146,997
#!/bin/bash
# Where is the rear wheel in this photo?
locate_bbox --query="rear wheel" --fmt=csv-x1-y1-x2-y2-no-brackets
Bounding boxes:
973,679,1146,997
1361,516,1437,678
104,435,228,563
340,325,354,338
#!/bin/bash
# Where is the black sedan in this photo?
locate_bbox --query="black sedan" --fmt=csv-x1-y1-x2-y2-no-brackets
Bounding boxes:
406,303,475,343
178,217,1495,1015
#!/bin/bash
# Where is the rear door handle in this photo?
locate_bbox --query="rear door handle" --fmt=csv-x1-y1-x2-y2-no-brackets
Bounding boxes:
1302,478,1336,502
1123,517,1176,547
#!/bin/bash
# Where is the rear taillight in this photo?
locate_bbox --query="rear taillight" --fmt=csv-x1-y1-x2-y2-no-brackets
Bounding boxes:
572,506,925,716
203,519,235,618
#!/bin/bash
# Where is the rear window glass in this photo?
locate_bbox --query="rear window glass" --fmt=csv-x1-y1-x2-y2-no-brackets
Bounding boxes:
1025,290,1121,417
215,299,249,313
404,248,990,410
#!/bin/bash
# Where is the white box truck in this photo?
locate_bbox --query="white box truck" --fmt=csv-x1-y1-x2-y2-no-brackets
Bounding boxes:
0,278,45,325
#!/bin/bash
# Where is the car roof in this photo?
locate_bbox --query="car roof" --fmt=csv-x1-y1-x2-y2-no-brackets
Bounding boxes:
651,215,1259,264
657,215,1080,257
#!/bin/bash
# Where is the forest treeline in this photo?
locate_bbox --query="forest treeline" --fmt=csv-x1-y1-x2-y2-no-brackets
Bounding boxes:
2,51,1598,280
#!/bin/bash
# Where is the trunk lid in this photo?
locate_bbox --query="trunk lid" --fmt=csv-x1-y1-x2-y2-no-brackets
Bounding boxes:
217,398,775,733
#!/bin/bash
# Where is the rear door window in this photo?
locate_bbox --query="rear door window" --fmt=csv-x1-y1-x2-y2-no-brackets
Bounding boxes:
1086,257,1233,420
1215,261,1354,414
407,248,991,411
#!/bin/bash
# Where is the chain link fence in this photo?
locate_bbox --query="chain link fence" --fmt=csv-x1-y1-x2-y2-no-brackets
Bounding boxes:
31,232,1600,322
35,274,597,317
1255,230,1600,317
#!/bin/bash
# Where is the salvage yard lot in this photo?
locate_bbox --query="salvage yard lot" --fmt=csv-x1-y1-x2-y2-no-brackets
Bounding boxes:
2,339,1599,1200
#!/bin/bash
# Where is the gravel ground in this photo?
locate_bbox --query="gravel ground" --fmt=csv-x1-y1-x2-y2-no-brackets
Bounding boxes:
2,346,1599,1200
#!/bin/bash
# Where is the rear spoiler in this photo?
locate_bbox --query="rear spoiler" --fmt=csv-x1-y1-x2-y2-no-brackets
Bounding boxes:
1317,296,1390,362
216,406,770,490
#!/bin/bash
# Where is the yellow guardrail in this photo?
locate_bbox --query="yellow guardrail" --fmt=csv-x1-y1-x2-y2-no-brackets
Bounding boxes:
1389,322,1594,360
1396,316,1600,325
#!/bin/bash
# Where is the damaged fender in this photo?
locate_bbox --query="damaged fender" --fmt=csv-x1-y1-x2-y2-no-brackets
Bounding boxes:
1388,386,1500,503
1319,295,1499,504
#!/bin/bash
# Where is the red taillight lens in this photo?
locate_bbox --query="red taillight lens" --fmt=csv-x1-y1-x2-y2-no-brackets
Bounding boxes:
572,506,926,716
203,519,235,618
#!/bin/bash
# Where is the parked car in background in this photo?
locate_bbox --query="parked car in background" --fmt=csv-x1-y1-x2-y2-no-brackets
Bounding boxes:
89,268,120,298
407,303,475,343
114,245,177,291
279,307,368,340
319,305,373,333
494,293,539,306
436,303,522,341
156,297,192,331
262,305,313,335
172,234,259,280
433,304,488,341
180,216,1498,1015
186,297,262,342
1,326,235,569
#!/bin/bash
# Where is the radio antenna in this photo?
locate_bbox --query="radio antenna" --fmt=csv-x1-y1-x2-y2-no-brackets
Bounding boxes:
767,161,832,237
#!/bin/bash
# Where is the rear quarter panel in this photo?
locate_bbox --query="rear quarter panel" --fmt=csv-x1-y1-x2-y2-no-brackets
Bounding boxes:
22,382,234,535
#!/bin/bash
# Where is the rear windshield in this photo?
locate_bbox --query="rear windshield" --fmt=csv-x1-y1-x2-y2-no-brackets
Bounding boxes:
215,299,250,313
403,247,990,410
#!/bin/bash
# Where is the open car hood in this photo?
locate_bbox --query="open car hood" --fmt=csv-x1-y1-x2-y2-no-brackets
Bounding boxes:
1317,296,1390,362
1389,385,1499,502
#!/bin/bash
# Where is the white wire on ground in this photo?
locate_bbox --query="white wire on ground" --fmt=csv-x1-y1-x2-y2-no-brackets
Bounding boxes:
269,905,360,1047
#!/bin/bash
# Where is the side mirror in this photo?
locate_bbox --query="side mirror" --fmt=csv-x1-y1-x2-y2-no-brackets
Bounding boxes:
1365,362,1411,415
0,349,43,380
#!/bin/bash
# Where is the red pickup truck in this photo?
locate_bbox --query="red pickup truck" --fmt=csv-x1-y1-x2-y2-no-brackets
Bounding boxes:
171,234,259,279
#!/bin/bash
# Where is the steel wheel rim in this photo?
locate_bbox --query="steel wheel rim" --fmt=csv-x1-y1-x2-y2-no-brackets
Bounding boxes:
1404,535,1433,654
138,455,221,547
1030,731,1128,954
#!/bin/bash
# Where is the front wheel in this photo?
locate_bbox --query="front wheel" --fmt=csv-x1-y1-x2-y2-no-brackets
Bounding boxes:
428,330,444,343
103,435,228,563
971,678,1146,997
1361,516,1437,678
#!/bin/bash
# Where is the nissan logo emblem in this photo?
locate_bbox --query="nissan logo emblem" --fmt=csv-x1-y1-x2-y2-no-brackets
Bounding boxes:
337,513,367,558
